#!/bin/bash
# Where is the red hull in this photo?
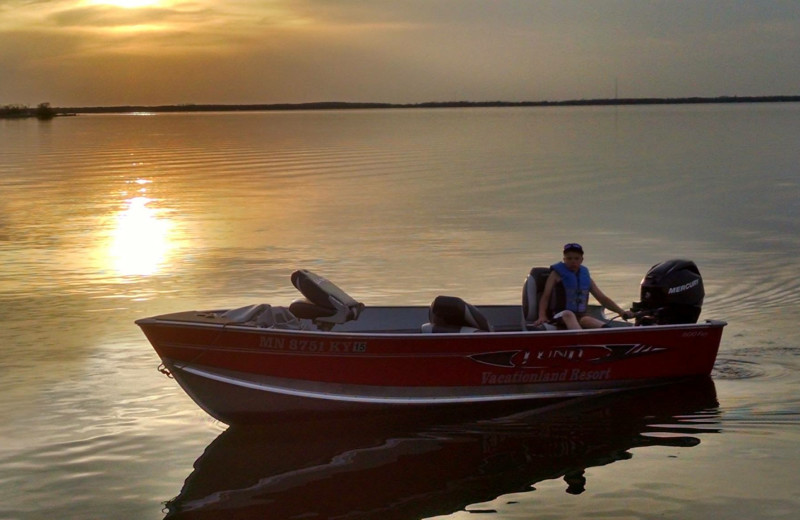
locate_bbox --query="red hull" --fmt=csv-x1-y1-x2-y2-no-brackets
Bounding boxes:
137,308,725,423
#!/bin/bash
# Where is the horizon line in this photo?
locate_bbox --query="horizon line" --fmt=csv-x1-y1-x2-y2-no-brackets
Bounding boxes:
59,95,800,113
3,95,800,116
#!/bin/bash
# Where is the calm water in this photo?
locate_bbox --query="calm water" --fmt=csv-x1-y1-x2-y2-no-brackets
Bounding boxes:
1,105,798,519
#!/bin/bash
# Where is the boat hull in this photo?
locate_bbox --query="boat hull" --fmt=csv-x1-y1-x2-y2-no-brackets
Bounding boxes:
137,307,725,424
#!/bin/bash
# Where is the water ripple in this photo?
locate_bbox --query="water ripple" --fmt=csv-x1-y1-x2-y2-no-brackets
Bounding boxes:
713,358,768,380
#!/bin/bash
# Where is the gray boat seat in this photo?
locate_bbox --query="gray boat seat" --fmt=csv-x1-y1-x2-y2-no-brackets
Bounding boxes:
289,270,364,330
421,295,494,333
522,267,561,330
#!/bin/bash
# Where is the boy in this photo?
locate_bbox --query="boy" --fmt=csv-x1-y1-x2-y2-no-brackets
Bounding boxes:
533,243,633,329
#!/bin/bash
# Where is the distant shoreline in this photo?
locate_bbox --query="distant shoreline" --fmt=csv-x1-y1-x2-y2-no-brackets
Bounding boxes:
4,95,800,117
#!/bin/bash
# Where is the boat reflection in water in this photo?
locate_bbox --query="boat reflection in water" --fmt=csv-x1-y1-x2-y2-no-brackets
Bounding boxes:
164,378,719,519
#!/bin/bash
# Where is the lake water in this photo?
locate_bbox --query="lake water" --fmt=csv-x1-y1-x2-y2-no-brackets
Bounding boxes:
1,105,798,519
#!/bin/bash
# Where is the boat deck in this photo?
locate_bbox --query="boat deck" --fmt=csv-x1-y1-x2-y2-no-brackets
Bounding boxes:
147,304,627,334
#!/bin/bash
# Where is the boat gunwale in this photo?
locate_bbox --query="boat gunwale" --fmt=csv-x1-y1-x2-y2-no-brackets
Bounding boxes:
136,314,727,340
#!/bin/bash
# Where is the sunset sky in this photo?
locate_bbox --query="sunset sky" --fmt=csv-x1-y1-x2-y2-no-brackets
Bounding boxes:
2,0,799,107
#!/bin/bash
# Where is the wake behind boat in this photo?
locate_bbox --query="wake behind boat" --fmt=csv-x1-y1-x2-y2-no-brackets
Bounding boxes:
136,260,725,424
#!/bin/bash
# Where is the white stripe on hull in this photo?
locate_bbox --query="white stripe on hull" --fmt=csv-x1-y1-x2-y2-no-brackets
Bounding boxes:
164,360,672,422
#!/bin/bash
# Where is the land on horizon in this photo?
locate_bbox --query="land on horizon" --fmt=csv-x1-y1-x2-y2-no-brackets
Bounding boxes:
3,95,800,118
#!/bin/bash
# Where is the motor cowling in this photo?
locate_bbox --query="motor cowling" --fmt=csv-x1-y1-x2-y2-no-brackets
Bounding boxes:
633,259,704,325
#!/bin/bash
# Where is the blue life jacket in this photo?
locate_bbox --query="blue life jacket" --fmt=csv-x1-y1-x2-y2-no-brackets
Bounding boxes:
550,262,591,313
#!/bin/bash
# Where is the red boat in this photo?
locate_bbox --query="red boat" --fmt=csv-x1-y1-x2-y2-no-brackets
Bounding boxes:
136,261,725,424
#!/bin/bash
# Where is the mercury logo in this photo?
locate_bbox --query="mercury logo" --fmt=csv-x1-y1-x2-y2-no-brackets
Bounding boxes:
668,279,700,294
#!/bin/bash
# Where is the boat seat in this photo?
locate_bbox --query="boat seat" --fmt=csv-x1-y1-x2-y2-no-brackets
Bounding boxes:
421,295,494,333
289,270,364,330
521,267,563,330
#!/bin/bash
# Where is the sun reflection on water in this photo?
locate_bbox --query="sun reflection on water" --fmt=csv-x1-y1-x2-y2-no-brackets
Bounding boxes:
110,194,172,277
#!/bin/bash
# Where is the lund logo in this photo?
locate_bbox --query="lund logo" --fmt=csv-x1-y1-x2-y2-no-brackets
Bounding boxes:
470,344,667,369
668,279,699,294
471,346,612,369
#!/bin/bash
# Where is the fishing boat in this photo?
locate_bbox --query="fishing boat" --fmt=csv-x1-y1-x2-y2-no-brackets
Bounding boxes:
136,260,725,424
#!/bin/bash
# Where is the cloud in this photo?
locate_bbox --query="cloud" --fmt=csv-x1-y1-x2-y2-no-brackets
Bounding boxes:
1,1,799,106
48,5,193,28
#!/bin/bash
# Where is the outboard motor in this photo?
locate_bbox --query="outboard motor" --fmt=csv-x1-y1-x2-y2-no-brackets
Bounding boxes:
632,259,704,325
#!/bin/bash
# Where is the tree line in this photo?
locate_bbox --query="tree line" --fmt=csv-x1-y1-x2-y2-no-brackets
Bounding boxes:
0,102,58,119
